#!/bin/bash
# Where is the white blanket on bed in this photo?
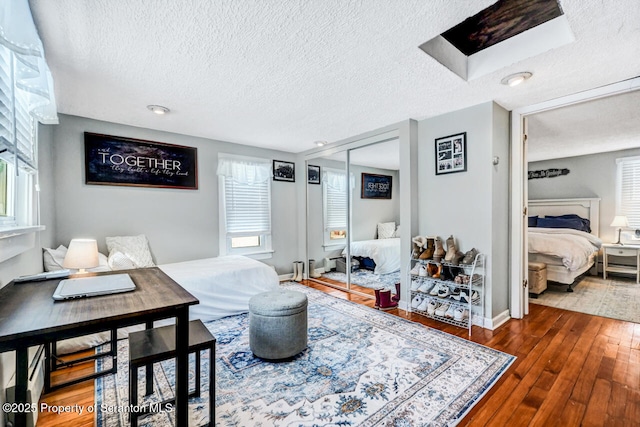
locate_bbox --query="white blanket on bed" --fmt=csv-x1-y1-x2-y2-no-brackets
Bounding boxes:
345,238,401,274
528,228,602,271
55,255,279,354
159,255,279,322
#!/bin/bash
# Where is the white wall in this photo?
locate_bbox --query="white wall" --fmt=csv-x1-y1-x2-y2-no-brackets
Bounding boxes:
417,102,510,321
529,147,640,244
50,114,300,274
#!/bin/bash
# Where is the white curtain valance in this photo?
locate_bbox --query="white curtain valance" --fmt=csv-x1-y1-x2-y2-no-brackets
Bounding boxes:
323,169,355,191
0,0,58,124
217,156,272,185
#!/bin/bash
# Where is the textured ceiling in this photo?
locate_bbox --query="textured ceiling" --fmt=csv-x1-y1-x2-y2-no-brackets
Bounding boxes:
29,0,640,154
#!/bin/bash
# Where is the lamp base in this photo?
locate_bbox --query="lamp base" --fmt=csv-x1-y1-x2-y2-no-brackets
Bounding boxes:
615,228,623,245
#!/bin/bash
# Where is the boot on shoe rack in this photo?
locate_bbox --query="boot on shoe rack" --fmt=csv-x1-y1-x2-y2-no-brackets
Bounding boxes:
444,235,457,263
292,262,299,282
412,236,426,259
451,251,464,266
420,237,435,260
378,289,398,311
433,237,445,262
462,248,479,265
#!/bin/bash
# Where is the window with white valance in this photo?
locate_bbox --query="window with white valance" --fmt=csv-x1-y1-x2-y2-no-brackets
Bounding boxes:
217,154,272,257
0,0,58,228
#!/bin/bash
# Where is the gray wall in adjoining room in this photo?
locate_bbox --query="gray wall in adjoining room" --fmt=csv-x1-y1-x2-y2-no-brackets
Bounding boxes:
528,147,640,244
48,114,299,274
417,101,510,321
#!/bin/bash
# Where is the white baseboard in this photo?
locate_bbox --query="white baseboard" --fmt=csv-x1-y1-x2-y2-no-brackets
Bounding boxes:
482,309,511,330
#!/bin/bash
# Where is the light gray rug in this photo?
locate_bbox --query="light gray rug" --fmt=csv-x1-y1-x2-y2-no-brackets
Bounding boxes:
530,275,640,324
96,283,515,426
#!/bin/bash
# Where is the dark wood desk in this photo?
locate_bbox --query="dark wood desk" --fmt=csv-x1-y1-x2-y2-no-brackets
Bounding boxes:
0,267,198,427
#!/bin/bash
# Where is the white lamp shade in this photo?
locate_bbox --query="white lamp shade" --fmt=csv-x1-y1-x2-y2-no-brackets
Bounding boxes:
610,215,629,228
63,239,99,270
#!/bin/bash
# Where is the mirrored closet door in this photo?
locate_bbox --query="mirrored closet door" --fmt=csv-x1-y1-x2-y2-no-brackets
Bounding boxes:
306,138,401,300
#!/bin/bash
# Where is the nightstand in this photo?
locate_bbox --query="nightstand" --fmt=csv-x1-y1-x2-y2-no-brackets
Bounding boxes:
602,243,640,283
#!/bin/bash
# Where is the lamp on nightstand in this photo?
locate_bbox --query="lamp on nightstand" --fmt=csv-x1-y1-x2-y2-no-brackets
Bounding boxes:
63,238,99,274
610,215,629,245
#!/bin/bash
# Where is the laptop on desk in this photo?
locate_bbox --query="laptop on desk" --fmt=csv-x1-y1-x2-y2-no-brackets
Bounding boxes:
52,273,136,301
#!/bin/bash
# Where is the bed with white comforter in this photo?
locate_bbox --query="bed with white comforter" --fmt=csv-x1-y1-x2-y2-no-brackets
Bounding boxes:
528,228,602,284
56,255,279,354
344,237,401,275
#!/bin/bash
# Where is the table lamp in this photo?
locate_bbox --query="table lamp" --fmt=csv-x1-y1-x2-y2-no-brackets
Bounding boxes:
610,215,629,245
63,238,99,274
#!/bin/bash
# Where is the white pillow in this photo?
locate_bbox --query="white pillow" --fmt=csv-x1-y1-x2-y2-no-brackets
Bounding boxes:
393,225,401,238
43,245,67,271
105,234,155,268
43,245,110,272
377,222,396,239
107,251,137,271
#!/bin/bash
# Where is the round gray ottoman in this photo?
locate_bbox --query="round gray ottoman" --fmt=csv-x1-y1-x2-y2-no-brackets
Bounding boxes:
249,290,308,360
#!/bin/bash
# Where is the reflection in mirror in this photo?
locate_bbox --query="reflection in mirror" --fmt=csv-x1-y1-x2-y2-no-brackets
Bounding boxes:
345,139,401,302
306,152,348,290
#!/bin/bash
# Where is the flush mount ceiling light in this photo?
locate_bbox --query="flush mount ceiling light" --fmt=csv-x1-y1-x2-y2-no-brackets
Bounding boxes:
315,140,327,147
501,72,533,87
147,105,170,115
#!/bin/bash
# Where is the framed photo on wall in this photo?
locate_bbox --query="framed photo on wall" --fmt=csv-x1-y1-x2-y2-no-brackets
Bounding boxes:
307,164,321,184
435,132,466,175
361,173,392,199
273,160,295,182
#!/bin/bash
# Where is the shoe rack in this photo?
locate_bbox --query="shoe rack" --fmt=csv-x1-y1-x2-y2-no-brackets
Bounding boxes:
408,253,485,337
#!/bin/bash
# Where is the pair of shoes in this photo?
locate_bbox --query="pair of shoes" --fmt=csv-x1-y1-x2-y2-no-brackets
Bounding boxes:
427,263,440,279
411,294,423,309
410,263,421,275
454,307,469,321
450,251,464,266
427,299,438,315
419,265,428,277
411,279,421,291
292,261,304,281
429,283,443,296
435,302,450,317
462,248,479,265
417,281,433,293
419,237,435,260
417,298,429,311
433,237,445,262
437,286,451,298
375,288,398,310
451,290,480,304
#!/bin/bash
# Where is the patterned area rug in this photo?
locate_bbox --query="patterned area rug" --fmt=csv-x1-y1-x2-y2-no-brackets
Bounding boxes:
96,283,514,426
321,269,400,290
530,275,640,324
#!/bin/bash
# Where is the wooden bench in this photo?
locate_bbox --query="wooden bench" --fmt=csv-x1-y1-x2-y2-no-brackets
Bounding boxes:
128,319,215,425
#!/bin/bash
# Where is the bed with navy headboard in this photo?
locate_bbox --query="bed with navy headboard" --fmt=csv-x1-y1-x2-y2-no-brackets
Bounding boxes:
528,198,603,288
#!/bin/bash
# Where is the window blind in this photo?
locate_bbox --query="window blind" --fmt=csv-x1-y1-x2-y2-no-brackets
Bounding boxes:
224,177,271,234
324,169,347,230
218,155,272,235
617,156,640,228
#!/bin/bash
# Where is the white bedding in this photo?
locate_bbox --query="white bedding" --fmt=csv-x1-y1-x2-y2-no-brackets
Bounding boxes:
528,228,602,271
159,255,279,322
55,255,279,354
344,237,401,274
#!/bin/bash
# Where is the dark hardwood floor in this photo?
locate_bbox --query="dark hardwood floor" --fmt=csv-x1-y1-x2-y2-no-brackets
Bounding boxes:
38,280,640,426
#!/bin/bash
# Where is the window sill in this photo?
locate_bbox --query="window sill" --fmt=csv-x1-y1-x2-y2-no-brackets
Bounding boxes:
0,225,45,263
0,225,45,239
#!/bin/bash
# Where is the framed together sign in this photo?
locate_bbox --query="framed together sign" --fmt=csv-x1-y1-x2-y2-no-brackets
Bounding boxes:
84,133,198,189
361,173,392,199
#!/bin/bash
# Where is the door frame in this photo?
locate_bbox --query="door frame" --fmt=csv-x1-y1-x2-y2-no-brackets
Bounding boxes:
509,77,640,319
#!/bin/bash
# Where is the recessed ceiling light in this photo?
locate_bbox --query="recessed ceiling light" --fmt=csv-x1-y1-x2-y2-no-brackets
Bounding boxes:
501,72,532,87
147,105,170,115
315,140,327,147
